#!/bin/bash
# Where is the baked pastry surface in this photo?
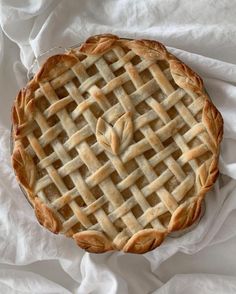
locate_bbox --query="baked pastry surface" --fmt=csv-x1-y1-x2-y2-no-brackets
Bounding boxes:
11,34,223,253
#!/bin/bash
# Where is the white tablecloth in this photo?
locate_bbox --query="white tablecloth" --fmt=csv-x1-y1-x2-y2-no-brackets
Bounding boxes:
0,1,236,293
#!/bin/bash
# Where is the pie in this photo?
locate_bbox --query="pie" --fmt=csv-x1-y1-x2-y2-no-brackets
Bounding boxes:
11,34,223,254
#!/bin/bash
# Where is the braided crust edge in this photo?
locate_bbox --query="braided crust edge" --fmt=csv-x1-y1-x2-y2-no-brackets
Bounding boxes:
11,34,223,254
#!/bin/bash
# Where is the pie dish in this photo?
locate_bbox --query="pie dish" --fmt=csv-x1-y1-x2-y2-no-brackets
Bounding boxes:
11,34,223,254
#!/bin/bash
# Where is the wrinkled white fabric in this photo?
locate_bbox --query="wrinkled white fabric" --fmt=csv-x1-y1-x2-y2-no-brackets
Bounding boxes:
0,0,236,293
152,274,236,294
0,269,71,294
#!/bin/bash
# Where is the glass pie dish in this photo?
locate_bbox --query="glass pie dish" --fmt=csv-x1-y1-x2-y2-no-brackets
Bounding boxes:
10,42,206,240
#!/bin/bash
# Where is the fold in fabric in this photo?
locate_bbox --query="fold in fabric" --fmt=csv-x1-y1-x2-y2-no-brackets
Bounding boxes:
0,0,236,293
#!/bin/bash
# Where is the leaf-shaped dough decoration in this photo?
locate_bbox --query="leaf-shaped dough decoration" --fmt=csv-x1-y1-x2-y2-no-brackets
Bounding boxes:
168,197,202,232
12,142,36,193
12,80,38,138
73,231,113,253
36,54,78,83
79,34,119,55
114,112,133,153
34,198,61,234
169,59,203,94
96,113,133,155
123,229,166,254
197,156,219,192
203,99,224,148
96,117,119,154
126,39,168,61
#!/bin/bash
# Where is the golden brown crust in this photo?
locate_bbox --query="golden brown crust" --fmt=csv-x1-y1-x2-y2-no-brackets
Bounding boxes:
11,142,36,195
203,99,224,148
36,54,78,83
123,229,167,254
11,33,224,253
168,197,202,231
79,34,119,55
73,231,114,253
125,39,168,61
169,59,204,95
34,197,61,234
197,156,219,194
12,84,37,139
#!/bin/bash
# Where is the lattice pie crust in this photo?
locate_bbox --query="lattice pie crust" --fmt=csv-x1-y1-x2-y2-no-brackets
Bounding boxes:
11,34,223,254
